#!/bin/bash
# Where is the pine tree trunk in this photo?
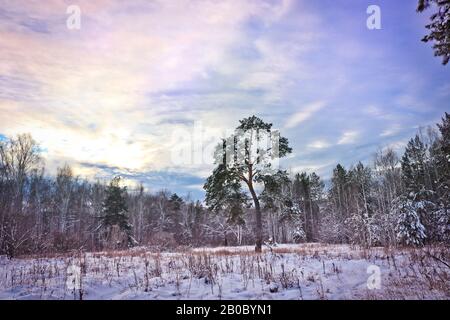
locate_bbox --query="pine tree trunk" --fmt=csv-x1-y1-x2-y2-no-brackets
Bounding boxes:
248,182,262,252
254,203,262,252
245,164,263,252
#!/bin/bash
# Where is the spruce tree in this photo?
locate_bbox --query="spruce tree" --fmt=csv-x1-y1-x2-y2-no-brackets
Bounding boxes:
309,172,325,202
395,135,435,245
101,177,133,247
169,193,184,240
436,113,450,201
433,113,450,242
280,199,305,243
393,195,427,246
401,135,428,194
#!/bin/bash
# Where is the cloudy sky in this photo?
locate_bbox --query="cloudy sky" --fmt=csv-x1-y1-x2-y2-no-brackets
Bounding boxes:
0,0,449,199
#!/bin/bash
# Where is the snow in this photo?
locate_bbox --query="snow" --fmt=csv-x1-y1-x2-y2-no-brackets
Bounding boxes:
0,243,448,300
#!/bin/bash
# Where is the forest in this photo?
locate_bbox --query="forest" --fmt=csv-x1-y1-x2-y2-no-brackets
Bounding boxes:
1,112,449,258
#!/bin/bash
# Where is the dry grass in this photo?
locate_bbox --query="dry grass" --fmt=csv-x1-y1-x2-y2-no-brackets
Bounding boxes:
1,244,448,300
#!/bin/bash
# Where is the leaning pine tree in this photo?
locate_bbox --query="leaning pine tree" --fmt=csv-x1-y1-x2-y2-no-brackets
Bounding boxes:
204,116,292,252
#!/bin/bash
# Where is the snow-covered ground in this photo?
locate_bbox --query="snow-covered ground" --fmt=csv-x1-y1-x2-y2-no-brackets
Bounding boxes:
0,243,448,300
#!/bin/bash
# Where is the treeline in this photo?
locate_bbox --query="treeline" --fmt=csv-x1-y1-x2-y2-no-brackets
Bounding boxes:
260,112,450,247
0,137,232,257
0,132,263,257
1,113,449,257
327,112,449,247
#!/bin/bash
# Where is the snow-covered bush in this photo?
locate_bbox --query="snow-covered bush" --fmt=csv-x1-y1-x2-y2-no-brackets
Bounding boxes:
392,195,427,246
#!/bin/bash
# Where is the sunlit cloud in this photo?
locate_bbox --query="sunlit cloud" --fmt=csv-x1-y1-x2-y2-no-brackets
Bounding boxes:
307,140,331,149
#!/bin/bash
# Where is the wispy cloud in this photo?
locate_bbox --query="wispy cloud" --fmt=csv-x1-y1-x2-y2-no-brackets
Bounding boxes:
337,131,359,145
285,101,327,129
380,125,402,137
